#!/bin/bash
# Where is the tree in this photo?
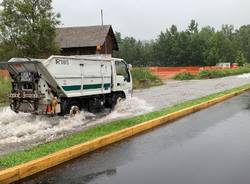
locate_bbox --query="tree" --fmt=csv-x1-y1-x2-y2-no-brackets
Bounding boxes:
203,31,236,66
188,19,198,34
0,0,60,59
114,34,145,66
221,24,234,40
236,25,250,62
114,20,250,67
235,50,246,66
114,31,122,45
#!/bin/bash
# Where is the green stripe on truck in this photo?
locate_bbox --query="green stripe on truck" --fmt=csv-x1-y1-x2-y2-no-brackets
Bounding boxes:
104,83,111,89
62,85,81,91
62,83,111,91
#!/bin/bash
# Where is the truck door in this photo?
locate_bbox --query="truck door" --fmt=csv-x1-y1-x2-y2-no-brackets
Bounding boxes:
114,60,132,97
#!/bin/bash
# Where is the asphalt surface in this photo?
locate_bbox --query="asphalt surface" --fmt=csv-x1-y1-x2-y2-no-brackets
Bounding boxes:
18,92,250,184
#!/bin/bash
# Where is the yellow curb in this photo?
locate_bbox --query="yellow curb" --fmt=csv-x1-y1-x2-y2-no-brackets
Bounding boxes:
0,87,249,184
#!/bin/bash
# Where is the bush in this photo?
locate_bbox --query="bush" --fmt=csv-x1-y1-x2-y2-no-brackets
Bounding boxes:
173,72,196,80
198,70,225,79
173,66,250,80
131,68,163,89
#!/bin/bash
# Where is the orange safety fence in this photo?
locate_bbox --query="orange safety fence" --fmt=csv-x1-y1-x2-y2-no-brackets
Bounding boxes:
0,65,238,81
148,66,237,80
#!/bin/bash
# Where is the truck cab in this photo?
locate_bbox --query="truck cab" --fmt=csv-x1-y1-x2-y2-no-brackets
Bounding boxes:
112,58,133,101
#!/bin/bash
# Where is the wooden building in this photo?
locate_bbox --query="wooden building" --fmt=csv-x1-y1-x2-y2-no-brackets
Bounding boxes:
56,25,118,56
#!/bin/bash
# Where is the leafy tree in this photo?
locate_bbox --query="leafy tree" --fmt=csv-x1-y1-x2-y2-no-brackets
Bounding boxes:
186,20,206,66
199,26,215,40
188,19,199,34
235,50,246,66
114,33,148,66
114,31,122,45
0,0,60,59
221,24,234,40
236,25,250,62
175,31,190,66
204,32,235,66
153,29,171,66
115,20,250,67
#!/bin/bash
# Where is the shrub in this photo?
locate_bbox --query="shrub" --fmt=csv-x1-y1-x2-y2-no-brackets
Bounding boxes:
198,70,225,79
131,68,163,89
173,72,196,80
173,66,250,80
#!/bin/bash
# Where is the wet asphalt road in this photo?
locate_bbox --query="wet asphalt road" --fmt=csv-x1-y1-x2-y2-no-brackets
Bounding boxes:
18,92,250,184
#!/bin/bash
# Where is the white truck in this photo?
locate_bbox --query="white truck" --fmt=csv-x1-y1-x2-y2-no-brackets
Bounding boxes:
0,55,133,115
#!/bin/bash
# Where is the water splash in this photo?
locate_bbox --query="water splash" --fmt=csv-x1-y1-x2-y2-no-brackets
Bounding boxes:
0,97,153,153
0,108,94,145
99,97,154,121
237,73,250,79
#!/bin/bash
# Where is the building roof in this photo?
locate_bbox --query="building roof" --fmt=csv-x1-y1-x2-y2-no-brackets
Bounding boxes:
56,25,118,50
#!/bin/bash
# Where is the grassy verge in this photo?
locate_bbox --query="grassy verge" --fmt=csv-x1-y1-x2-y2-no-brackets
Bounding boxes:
132,68,163,89
0,77,11,106
0,84,250,168
173,67,250,80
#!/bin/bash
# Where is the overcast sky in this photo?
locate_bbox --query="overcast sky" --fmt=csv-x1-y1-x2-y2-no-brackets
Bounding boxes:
52,0,250,40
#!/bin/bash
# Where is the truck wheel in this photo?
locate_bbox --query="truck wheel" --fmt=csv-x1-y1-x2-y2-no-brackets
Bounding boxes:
69,106,80,117
67,100,81,116
112,94,125,109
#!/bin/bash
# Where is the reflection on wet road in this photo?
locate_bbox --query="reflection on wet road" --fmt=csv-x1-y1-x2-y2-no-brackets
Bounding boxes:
19,92,250,184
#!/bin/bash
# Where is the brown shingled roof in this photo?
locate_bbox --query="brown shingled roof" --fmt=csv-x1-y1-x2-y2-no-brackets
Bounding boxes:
56,25,118,50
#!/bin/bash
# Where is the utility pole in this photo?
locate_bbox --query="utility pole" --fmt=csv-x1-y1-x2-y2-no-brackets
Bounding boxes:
101,9,104,26
101,9,108,55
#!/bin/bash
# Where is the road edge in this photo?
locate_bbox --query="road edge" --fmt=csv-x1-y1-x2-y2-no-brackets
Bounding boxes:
1,86,250,184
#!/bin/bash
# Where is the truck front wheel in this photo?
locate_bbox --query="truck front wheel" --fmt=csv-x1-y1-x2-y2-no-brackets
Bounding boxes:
112,93,125,109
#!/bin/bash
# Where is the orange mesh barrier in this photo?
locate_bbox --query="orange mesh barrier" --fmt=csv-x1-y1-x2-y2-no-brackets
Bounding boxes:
148,66,236,80
0,70,9,79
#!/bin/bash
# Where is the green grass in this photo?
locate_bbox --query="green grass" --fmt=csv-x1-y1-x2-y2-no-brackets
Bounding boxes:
173,67,250,80
0,77,11,106
0,84,250,168
131,68,163,89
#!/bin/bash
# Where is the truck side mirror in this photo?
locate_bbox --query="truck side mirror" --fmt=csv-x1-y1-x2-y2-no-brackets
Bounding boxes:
128,64,132,70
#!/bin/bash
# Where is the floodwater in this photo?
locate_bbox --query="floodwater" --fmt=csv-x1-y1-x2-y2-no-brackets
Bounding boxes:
0,97,153,155
19,92,250,184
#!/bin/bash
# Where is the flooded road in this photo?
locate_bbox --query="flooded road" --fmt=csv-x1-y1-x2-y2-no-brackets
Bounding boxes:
19,92,250,184
1,74,250,155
